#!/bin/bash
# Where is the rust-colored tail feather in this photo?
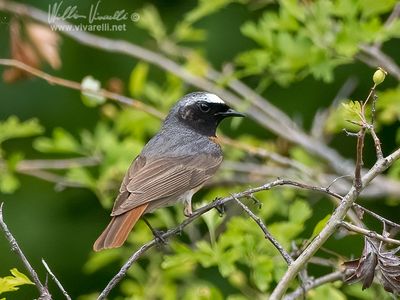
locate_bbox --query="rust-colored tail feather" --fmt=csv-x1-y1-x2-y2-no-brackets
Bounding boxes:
93,204,148,251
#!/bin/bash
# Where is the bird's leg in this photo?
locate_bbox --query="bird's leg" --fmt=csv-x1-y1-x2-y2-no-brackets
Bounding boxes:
214,197,225,217
142,218,167,245
183,198,193,217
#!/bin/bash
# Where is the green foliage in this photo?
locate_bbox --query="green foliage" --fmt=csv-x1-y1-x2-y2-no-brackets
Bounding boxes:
307,283,346,300
0,268,33,298
0,116,43,147
137,5,167,43
311,214,331,240
0,117,40,193
129,62,149,98
237,0,399,85
325,100,365,133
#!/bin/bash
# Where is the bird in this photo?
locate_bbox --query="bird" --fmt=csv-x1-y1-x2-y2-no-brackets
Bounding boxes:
93,91,245,251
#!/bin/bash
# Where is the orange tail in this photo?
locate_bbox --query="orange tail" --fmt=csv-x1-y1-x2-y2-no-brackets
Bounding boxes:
93,204,148,252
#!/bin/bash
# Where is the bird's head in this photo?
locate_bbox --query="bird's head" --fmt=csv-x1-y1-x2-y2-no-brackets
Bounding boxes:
166,92,245,136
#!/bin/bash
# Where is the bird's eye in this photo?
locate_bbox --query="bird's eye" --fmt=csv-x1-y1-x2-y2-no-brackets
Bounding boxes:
199,102,211,113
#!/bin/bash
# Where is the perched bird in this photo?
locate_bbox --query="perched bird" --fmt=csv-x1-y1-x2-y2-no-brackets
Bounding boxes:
93,92,244,251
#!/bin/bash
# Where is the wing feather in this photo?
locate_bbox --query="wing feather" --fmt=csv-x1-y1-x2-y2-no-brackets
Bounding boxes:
111,154,222,216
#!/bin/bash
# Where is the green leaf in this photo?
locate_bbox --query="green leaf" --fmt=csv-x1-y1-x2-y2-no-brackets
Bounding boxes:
185,0,246,24
33,128,81,154
0,171,20,194
173,22,206,42
0,116,44,145
311,214,331,239
0,268,33,295
129,62,149,98
83,250,122,273
137,5,166,43
308,283,346,300
288,200,312,224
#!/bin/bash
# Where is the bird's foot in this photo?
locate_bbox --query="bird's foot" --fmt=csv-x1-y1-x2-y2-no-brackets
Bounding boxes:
249,194,262,209
214,197,225,217
143,218,167,245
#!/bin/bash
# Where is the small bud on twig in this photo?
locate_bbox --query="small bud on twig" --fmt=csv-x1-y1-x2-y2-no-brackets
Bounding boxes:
373,67,387,86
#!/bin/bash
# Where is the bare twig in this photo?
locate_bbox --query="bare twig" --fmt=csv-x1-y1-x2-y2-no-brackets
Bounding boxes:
17,169,85,189
340,221,400,246
354,127,366,191
374,3,400,49
353,203,400,229
0,59,164,119
16,157,100,171
283,271,344,300
357,45,400,81
0,203,52,299
219,136,313,176
231,194,293,265
41,259,71,300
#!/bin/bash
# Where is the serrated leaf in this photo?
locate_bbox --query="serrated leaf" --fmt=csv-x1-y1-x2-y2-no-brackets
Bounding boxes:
0,116,44,145
0,268,33,295
137,5,166,43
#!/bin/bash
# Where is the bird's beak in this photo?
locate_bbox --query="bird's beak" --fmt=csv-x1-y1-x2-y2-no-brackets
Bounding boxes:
216,108,246,118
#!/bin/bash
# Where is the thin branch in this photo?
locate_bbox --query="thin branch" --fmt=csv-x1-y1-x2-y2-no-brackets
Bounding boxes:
353,203,400,229
0,203,52,299
16,157,100,171
340,221,400,246
283,271,344,300
231,194,293,265
374,3,400,49
0,59,164,119
354,127,366,191
269,147,400,299
17,169,85,189
357,45,400,81
41,259,71,300
219,136,313,176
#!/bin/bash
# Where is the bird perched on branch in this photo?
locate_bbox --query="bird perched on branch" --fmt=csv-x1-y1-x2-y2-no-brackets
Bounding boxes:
93,92,245,251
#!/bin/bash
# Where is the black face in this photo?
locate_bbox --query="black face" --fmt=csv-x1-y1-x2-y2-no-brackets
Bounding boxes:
178,100,245,136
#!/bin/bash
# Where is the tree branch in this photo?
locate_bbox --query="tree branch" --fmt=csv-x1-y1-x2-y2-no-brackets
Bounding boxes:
41,259,71,300
283,271,344,300
0,58,164,119
340,221,400,246
0,203,52,299
232,194,293,265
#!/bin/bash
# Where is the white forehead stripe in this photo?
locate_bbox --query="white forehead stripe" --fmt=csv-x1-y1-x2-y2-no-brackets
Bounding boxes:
205,93,225,104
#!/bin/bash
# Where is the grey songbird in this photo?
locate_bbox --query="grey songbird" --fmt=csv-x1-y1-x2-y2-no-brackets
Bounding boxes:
93,92,245,251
